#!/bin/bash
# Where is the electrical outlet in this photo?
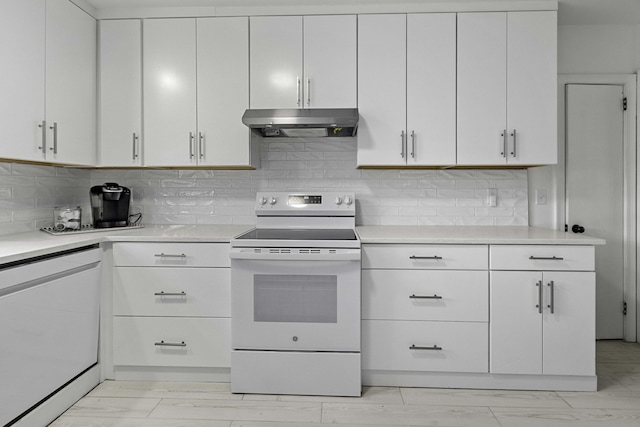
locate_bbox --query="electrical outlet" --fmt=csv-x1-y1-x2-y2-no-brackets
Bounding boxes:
487,188,497,207
536,189,547,205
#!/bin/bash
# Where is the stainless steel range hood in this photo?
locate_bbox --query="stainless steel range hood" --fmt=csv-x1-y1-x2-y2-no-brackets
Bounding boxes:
242,108,358,138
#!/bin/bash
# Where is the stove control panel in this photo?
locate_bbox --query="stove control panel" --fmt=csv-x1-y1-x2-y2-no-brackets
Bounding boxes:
254,192,356,216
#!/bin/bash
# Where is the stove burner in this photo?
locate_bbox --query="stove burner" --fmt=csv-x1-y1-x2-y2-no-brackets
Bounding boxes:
235,228,357,241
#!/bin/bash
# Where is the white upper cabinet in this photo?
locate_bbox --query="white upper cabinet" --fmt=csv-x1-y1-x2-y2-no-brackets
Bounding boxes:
143,18,198,167
197,17,251,167
457,11,557,166
0,0,95,166
250,15,356,109
46,0,97,166
98,19,142,167
0,0,46,163
358,13,456,167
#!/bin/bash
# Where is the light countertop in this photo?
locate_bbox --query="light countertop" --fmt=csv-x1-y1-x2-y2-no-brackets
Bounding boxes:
355,226,606,245
0,225,604,265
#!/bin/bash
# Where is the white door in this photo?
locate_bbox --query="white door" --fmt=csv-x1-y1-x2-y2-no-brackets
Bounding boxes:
565,84,625,339
506,11,557,165
357,14,407,167
249,16,302,109
303,15,357,109
457,12,507,166
143,18,197,167
406,13,456,166
0,0,46,162
46,0,96,165
98,19,142,167
197,17,250,166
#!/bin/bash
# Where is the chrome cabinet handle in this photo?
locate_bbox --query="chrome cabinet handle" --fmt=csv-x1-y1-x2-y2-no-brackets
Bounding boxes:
154,340,186,347
296,76,301,107
409,294,442,300
198,132,204,160
132,133,139,160
410,130,415,158
536,280,543,314
307,77,311,106
400,131,406,158
38,120,46,153
49,122,58,154
410,255,443,260
154,291,187,296
500,129,507,158
529,256,564,261
189,132,195,159
154,253,187,258
410,344,442,351
510,129,517,157
547,281,555,313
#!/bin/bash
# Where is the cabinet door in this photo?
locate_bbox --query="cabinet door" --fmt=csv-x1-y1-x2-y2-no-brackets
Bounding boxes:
457,12,507,166
143,18,197,166
542,272,595,376
406,13,456,166
197,17,251,166
45,0,96,165
0,0,46,162
98,19,142,167
357,14,407,166
507,11,557,165
490,271,542,375
249,16,302,109
303,15,357,108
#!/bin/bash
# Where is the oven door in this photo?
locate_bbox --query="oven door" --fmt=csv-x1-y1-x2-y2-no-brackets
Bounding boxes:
230,248,360,352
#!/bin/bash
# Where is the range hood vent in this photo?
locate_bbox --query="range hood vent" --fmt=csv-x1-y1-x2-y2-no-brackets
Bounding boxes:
242,108,358,138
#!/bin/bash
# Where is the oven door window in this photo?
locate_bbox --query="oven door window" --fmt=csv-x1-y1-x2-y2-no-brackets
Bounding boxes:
254,274,337,323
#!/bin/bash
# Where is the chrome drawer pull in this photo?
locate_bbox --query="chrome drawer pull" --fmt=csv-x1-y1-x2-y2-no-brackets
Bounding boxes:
154,291,186,296
410,344,442,351
409,294,442,300
155,340,186,347
410,255,442,260
529,256,564,261
154,253,187,258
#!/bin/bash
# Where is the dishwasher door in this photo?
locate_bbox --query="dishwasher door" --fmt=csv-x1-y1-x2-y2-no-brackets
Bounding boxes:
0,248,101,426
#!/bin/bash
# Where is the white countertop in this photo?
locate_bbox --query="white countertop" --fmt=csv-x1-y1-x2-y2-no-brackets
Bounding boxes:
0,225,604,265
355,226,606,245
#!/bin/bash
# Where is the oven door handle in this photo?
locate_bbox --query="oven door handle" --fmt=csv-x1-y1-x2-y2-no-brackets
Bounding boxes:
229,249,361,261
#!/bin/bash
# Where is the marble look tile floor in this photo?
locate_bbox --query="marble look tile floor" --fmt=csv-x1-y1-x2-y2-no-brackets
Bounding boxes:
49,341,640,427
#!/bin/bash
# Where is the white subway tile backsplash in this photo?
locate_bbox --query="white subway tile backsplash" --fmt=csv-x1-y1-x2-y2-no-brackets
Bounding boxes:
0,140,529,235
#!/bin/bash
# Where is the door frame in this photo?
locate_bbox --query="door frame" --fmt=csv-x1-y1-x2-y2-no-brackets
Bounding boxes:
557,74,637,342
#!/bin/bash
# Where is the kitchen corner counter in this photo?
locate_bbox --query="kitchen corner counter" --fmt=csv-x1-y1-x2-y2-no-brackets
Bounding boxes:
0,225,253,265
355,225,606,245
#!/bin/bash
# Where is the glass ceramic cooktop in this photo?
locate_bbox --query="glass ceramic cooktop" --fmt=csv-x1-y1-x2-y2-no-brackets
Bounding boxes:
236,228,358,241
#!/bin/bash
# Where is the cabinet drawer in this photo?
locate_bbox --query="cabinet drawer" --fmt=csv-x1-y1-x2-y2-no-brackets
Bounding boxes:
362,270,487,321
113,317,230,368
363,244,487,270
113,242,230,267
113,267,230,317
490,245,594,271
363,320,488,373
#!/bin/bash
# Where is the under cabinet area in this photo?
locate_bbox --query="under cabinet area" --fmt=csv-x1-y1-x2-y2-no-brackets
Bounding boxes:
111,242,231,380
362,244,490,382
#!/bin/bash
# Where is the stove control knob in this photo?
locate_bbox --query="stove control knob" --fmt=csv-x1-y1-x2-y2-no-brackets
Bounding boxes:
335,196,343,205
269,197,278,206
258,197,268,206
344,196,353,206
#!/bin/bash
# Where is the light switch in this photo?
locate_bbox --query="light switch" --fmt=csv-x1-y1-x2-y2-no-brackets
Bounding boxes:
536,189,547,205
487,188,497,207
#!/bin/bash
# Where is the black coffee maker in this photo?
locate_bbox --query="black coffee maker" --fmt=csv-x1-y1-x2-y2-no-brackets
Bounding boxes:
90,183,131,228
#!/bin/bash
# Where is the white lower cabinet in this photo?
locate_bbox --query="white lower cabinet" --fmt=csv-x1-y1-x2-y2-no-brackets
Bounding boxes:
112,243,231,377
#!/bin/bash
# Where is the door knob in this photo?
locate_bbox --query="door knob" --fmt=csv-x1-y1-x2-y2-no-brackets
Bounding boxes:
572,224,585,233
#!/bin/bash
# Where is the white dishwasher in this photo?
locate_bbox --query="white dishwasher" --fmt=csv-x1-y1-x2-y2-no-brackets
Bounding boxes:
0,246,102,427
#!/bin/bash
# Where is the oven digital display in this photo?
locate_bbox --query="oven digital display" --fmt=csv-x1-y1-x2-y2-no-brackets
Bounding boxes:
288,195,322,205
